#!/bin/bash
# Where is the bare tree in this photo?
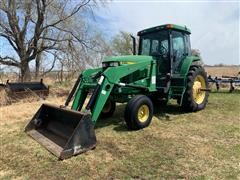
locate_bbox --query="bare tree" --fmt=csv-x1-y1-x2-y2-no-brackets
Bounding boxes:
111,31,135,56
0,0,101,81
52,27,112,79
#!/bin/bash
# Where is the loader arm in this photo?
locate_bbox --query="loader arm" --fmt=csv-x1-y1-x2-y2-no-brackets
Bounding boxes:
71,60,156,123
91,60,156,122
71,68,102,111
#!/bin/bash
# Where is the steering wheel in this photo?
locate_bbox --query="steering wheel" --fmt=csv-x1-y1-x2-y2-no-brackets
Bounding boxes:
159,45,168,58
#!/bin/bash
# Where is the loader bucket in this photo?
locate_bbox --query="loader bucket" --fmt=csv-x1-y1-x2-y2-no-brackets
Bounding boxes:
25,103,96,160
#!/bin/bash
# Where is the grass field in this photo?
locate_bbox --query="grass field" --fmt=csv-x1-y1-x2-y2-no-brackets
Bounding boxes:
0,92,240,179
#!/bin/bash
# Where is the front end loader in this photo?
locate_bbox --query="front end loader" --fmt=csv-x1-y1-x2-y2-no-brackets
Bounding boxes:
25,24,209,160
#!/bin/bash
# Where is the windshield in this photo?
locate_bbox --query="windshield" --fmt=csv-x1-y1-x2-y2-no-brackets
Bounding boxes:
139,30,169,58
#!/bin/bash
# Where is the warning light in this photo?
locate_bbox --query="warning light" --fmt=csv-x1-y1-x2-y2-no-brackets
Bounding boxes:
166,24,173,28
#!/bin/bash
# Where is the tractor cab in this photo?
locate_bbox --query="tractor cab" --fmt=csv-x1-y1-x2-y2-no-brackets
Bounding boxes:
137,24,191,91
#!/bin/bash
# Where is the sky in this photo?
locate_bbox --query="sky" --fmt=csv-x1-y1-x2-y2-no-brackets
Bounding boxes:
95,0,240,65
0,0,239,72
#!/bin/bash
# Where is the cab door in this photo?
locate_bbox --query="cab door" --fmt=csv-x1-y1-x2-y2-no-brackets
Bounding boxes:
153,31,171,90
171,31,189,74
139,30,171,91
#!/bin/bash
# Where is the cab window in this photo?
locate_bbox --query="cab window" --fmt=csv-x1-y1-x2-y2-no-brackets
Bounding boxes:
141,39,151,55
172,31,186,73
172,31,185,60
139,30,169,58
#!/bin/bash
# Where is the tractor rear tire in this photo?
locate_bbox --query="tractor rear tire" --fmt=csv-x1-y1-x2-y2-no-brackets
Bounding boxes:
124,95,153,130
100,100,116,118
182,66,209,111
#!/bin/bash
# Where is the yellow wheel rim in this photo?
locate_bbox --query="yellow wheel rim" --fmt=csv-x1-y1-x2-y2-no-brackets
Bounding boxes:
192,75,206,104
137,105,149,123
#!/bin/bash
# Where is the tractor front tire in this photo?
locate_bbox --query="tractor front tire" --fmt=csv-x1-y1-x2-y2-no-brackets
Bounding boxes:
182,66,209,111
100,100,116,118
124,95,153,130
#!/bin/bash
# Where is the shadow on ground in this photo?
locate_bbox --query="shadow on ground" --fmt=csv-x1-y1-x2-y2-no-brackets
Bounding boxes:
95,103,127,131
95,102,187,132
210,89,240,94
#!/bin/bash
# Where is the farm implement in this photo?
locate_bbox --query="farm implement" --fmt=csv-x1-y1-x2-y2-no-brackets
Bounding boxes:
4,79,49,99
25,24,209,160
208,75,240,92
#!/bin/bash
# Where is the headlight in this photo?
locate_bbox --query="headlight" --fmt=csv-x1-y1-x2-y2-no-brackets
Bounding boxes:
102,62,119,68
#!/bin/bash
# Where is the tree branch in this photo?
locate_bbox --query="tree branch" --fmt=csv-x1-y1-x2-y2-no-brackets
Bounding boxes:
20,1,32,39
0,33,18,52
39,36,72,42
43,0,91,30
26,0,46,60
0,56,19,67
42,51,59,76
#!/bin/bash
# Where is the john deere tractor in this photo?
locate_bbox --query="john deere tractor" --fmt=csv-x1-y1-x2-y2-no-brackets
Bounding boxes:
25,24,209,160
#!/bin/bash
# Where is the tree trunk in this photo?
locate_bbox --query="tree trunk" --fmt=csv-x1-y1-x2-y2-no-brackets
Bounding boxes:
20,61,31,82
60,63,63,83
35,53,41,79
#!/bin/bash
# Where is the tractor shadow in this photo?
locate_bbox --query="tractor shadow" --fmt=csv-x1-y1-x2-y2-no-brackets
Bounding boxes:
210,90,240,94
152,103,191,124
95,103,127,131
95,102,188,132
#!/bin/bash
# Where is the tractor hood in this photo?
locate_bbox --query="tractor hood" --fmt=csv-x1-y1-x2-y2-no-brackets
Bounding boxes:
103,55,153,65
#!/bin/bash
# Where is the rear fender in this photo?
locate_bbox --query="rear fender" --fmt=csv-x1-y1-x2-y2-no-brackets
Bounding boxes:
176,56,202,105
179,56,202,76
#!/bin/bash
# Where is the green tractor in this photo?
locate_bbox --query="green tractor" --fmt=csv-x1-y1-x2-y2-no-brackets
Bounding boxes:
25,24,209,160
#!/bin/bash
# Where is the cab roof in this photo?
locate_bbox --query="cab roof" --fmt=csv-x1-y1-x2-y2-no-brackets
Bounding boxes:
137,24,191,36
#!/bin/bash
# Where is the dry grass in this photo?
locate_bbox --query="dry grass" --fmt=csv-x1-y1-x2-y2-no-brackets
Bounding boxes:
205,66,240,92
0,92,240,179
0,88,8,106
205,66,239,77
